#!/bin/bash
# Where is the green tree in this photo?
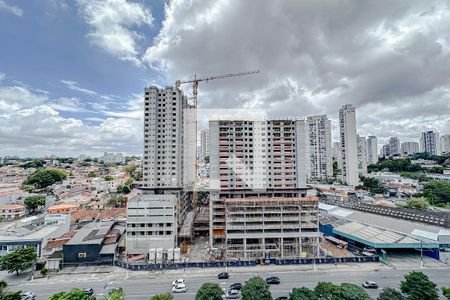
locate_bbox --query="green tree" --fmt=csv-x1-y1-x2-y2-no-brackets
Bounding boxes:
104,175,114,181
204,156,209,164
403,197,430,210
377,288,405,300
314,282,340,300
359,176,387,194
24,168,68,188
0,247,36,275
195,282,223,300
88,171,97,178
48,289,95,300
400,271,438,300
241,277,272,300
0,280,22,300
24,195,46,213
108,195,125,208
289,287,317,300
339,283,370,300
104,290,123,300
442,287,450,300
149,292,173,300
423,180,450,205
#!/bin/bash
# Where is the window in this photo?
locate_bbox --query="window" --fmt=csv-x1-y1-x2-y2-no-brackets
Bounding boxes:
78,253,87,258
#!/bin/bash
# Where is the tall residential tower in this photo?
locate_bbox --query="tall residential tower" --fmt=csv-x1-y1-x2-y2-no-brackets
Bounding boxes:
339,105,359,186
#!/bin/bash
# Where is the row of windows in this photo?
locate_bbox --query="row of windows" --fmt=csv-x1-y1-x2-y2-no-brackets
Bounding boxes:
128,231,172,236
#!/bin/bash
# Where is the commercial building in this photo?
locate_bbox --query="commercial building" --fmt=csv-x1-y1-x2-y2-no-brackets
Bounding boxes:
420,131,440,155
200,129,210,159
400,141,420,155
209,119,319,259
339,105,359,186
389,137,400,156
441,134,450,155
366,136,378,165
306,115,333,180
126,86,195,259
0,215,70,257
356,135,367,175
0,204,25,221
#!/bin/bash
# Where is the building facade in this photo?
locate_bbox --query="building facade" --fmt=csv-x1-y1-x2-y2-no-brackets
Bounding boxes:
126,86,195,259
366,136,378,165
441,134,450,155
400,141,420,155
339,105,359,186
381,144,390,158
209,119,319,259
306,115,333,180
389,137,400,156
200,129,210,159
357,135,368,175
420,131,440,155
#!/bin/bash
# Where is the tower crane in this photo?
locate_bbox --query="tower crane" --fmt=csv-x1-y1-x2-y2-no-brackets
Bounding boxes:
175,70,260,106
175,70,260,215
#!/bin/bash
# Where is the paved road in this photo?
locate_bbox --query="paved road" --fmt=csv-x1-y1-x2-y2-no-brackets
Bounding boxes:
11,267,450,299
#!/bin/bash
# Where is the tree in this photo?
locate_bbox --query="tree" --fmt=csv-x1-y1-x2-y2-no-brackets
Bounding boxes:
241,277,272,300
423,180,450,205
442,287,450,300
195,283,223,300
359,176,387,194
24,168,68,188
149,292,173,300
0,247,36,275
0,280,22,300
48,289,95,300
314,282,340,300
404,197,430,210
377,288,405,300
24,195,46,213
104,290,124,300
339,283,370,300
289,287,317,300
88,171,97,178
204,156,209,164
104,175,114,181
400,271,438,300
108,195,125,208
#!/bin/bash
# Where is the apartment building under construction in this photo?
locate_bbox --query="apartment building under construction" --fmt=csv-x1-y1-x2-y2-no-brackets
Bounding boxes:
209,119,320,259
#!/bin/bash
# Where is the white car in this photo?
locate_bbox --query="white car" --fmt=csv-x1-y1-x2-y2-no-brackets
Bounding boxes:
21,291,36,300
172,279,186,287
172,284,187,293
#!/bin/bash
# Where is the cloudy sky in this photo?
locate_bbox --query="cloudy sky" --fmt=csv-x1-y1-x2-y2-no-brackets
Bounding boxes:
1,0,449,157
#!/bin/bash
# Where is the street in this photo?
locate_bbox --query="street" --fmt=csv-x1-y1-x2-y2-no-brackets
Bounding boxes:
8,265,450,299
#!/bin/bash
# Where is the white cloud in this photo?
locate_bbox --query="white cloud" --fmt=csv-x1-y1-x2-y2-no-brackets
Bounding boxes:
0,0,22,16
143,0,450,144
76,0,152,64
0,80,142,156
61,80,97,95
0,73,5,81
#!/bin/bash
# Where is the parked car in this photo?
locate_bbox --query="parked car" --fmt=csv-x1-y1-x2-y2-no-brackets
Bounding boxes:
275,297,288,300
362,281,378,289
172,279,186,287
83,288,94,296
218,272,229,279
21,291,36,300
224,289,240,299
172,284,187,293
229,283,242,290
266,276,280,284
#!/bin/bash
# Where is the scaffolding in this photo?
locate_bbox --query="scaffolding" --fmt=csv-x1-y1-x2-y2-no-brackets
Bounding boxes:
224,196,320,259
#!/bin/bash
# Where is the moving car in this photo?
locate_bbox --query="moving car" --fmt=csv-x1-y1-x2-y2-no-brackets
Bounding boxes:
83,288,94,296
224,289,241,299
229,283,242,290
266,276,280,284
218,272,229,279
172,279,186,287
362,281,378,289
21,291,36,300
172,283,187,293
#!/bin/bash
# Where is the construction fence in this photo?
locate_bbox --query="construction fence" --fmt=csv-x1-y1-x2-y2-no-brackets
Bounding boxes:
115,255,379,271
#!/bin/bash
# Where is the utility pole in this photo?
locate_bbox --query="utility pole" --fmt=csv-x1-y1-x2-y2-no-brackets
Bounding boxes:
420,241,424,268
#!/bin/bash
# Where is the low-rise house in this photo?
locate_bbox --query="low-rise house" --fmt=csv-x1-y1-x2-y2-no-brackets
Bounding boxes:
62,221,124,265
0,204,26,220
47,203,78,214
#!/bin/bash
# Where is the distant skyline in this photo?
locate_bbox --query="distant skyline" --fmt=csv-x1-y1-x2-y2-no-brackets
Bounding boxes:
1,0,449,157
